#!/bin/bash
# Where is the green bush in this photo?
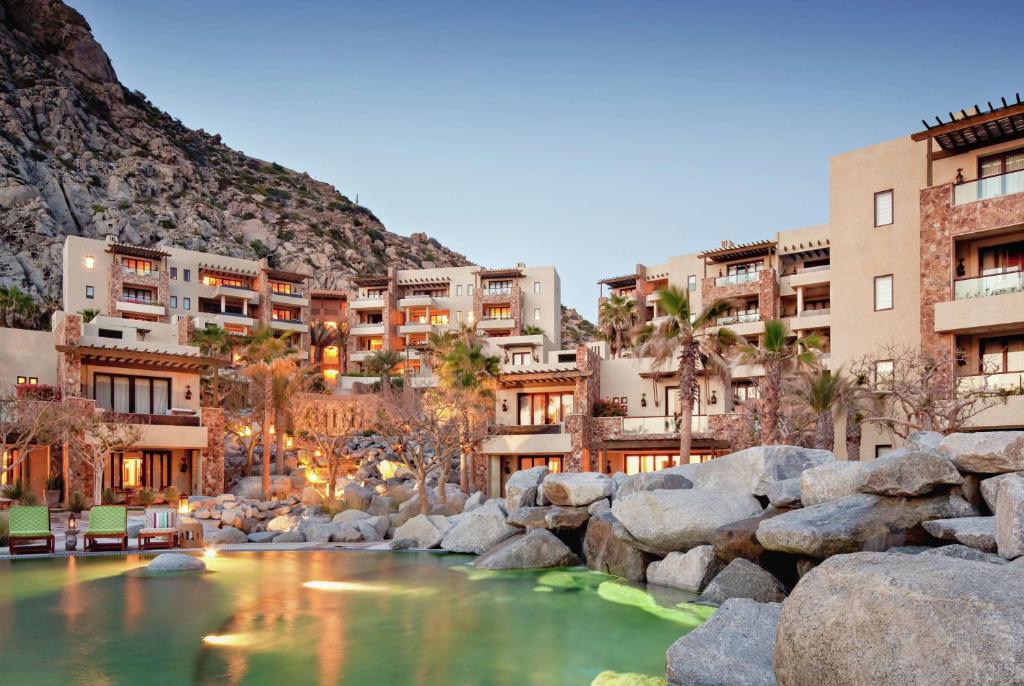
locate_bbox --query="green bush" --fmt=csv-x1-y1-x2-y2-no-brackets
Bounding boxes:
163,485,179,506
19,491,39,506
44,472,63,492
136,488,156,507
68,491,87,513
101,487,117,505
1,479,26,502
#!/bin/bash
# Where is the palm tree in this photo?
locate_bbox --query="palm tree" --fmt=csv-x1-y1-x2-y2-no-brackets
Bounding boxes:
308,321,338,365
0,285,36,328
365,350,403,392
699,327,742,414
239,327,296,498
740,320,821,446
786,367,848,450
522,324,545,336
421,328,459,372
78,308,101,323
638,286,736,460
598,293,639,358
335,322,350,374
437,339,501,492
191,325,233,403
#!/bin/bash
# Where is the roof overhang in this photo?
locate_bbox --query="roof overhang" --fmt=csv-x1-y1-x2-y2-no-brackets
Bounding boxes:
263,267,311,283
199,262,259,278
105,242,170,259
497,367,581,385
699,240,776,263
397,276,451,286
598,273,638,288
57,344,221,372
912,96,1024,159
353,275,390,288
475,267,525,279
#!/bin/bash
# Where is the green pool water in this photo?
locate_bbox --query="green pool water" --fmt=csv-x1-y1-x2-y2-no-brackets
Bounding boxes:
0,551,713,685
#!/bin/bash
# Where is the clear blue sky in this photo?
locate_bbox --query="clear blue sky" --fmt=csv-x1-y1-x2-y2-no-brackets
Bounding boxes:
73,0,1024,319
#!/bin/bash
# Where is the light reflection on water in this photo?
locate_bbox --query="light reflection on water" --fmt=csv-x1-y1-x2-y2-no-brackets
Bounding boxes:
0,551,708,685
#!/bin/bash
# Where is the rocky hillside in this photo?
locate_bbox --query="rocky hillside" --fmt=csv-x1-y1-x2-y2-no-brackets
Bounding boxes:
560,304,598,346
0,0,592,343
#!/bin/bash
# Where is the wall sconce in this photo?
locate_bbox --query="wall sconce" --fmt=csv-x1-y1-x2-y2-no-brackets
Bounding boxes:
177,494,190,515
83,255,95,269
501,399,508,413
185,385,192,400
640,393,647,408
709,390,718,405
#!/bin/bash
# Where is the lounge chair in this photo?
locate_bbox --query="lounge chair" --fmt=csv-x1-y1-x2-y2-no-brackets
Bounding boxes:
138,507,178,550
8,505,55,555
84,505,128,551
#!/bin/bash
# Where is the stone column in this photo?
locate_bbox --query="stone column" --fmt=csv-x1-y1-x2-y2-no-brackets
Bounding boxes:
796,286,804,315
201,407,226,495
55,314,83,399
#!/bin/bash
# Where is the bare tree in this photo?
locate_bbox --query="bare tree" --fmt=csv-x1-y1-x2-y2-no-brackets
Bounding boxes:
849,344,1011,439
73,411,144,505
293,393,381,500
377,387,464,514
0,393,80,490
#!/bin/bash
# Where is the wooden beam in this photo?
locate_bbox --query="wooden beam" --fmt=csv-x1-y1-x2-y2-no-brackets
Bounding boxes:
910,101,1024,141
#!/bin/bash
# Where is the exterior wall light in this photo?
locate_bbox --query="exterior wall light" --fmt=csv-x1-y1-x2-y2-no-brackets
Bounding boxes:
84,255,95,269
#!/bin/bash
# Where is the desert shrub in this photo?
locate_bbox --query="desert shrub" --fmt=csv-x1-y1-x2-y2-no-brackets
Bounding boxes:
101,487,117,505
136,488,156,507
163,485,179,506
68,491,87,513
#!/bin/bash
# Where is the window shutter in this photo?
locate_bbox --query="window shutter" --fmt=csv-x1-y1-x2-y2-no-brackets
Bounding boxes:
874,275,893,310
874,190,893,226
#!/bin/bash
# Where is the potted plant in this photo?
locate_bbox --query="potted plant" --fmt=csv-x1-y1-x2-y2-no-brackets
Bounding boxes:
44,472,63,507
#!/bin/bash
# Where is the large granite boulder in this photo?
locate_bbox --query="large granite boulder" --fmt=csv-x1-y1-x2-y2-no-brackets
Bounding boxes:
542,472,614,507
981,472,1024,512
612,489,763,554
231,475,293,499
267,514,301,533
646,545,724,593
709,507,786,563
391,514,451,549
756,492,978,558
303,522,341,544
463,491,487,512
331,525,363,543
545,506,590,530
774,552,1024,685
922,516,997,553
474,529,578,570
666,598,780,686
147,553,206,573
441,502,517,554
766,477,802,508
617,471,692,498
582,512,656,582
857,450,963,497
905,430,944,452
800,461,869,506
332,509,372,525
938,431,1024,474
696,558,787,606
676,445,833,496
506,506,552,529
274,530,306,543
210,526,248,544
342,482,374,511
996,475,1024,559
920,543,1008,565
505,466,549,510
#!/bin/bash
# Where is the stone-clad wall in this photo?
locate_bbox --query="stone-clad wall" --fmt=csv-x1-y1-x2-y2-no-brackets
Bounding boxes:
54,313,82,398
566,344,602,471
201,406,226,495
107,257,169,322
919,183,1024,361
701,268,778,320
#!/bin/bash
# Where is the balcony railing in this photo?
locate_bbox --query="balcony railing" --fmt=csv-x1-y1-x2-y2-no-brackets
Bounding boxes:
715,271,760,287
120,295,155,305
272,289,304,298
621,415,708,435
957,372,1024,394
954,271,1024,300
799,307,831,316
953,169,1024,205
717,311,759,325
121,266,155,277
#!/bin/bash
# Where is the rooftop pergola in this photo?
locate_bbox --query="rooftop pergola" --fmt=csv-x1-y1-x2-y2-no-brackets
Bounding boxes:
105,242,170,260
698,240,775,264
912,94,1024,159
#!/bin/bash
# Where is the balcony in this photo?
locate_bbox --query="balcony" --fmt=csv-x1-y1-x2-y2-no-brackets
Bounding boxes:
350,296,386,310
954,271,1024,300
398,322,434,335
619,415,709,435
398,295,437,308
351,322,386,336
715,271,760,287
717,311,760,326
196,312,255,331
208,283,259,302
115,298,166,317
957,372,1024,394
270,318,308,334
780,264,831,291
789,308,832,331
477,317,515,331
953,169,1024,206
935,277,1024,333
270,290,309,307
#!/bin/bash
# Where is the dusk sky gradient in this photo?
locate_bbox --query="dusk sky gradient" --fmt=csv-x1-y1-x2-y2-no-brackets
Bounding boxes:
73,0,1024,319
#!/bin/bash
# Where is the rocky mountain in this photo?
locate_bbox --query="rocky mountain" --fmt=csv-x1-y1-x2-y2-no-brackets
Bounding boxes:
560,304,599,347
0,0,592,345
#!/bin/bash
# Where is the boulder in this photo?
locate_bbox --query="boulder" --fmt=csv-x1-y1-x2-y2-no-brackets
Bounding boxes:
343,482,375,511
367,494,395,516
680,445,834,496
995,475,1024,559
542,472,614,507
587,498,611,515
612,489,763,554
666,598,780,686
919,543,1008,565
231,475,293,499
582,512,656,582
756,492,978,558
300,486,324,506
506,506,552,529
921,517,997,553
938,431,1024,474
981,472,1024,512
352,520,383,542
774,552,1024,685
505,466,549,510
209,526,247,544
709,507,786,563
905,430,944,453
146,553,206,573
473,529,578,570
274,531,306,543
333,510,372,525
545,506,590,530
800,461,869,506
696,558,787,606
390,538,416,551
247,531,277,543
267,514,301,533
441,505,518,554
766,477,802,508
303,522,340,543
645,545,724,593
330,525,363,543
616,471,692,498
857,450,963,497
464,491,487,512
391,514,451,549
364,515,389,537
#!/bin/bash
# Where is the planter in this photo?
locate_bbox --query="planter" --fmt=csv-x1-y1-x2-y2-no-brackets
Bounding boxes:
45,490,61,507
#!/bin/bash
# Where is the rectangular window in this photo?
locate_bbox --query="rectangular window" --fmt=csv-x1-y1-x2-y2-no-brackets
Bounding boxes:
874,275,893,311
121,258,153,275
485,306,512,320
533,308,541,321
533,281,541,294
270,281,295,295
456,285,463,296
688,275,697,292
183,269,191,282
122,287,153,304
456,311,462,322
484,280,513,295
170,295,177,309
874,360,894,387
16,376,26,385
430,313,449,325
517,392,574,426
874,190,894,227
511,352,531,366
467,285,474,296
273,307,297,321
980,335,1024,374
979,148,1024,177
875,445,894,458
85,285,94,299
93,373,172,414
170,267,177,280
183,297,191,311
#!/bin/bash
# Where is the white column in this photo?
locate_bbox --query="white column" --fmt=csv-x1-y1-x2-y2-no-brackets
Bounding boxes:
220,295,226,313
243,299,248,315
796,286,804,315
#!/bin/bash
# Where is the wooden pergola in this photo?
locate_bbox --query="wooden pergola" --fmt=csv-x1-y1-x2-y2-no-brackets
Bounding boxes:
912,94,1024,160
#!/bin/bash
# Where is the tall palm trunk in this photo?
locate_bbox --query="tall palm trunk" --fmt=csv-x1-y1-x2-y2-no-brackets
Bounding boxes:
275,429,286,475
458,416,470,493
677,344,697,461
762,359,782,445
814,409,834,450
845,407,862,461
261,377,273,498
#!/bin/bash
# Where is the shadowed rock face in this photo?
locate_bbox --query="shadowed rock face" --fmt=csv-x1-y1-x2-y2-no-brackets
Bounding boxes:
775,552,1024,685
473,529,578,570
582,512,656,582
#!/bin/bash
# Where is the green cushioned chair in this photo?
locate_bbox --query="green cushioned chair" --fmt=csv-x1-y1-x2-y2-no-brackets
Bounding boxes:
8,505,55,555
84,505,128,551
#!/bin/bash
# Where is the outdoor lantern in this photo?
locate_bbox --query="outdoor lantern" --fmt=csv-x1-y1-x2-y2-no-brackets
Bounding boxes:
185,385,192,400
83,255,95,269
640,393,647,408
67,512,77,531
709,390,718,405
178,494,190,515
501,399,508,413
